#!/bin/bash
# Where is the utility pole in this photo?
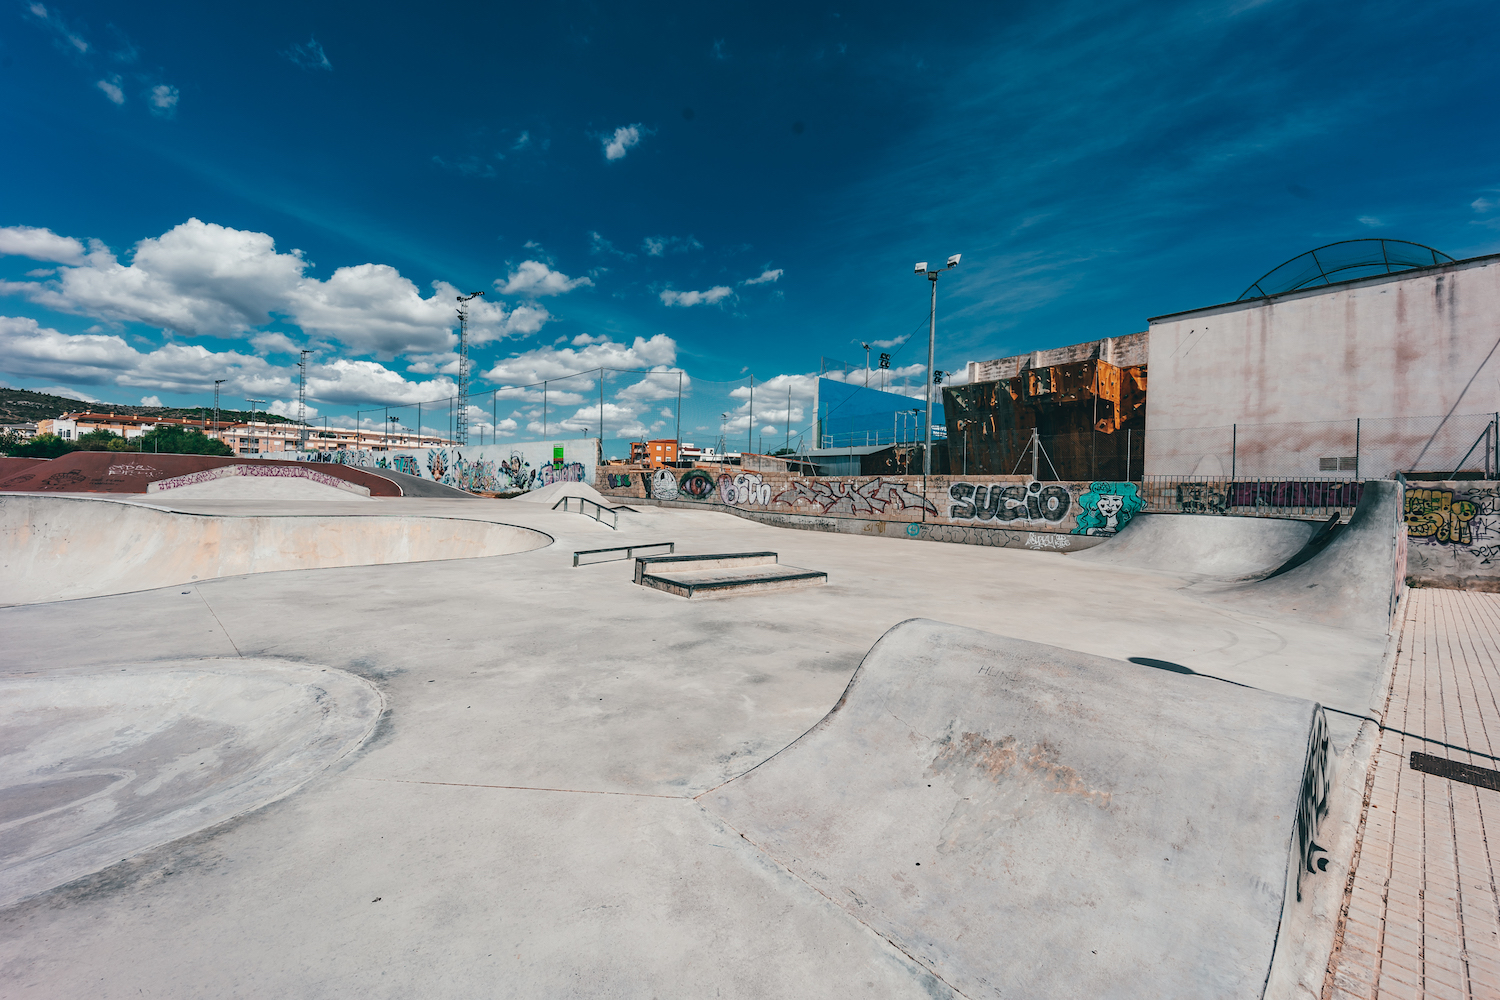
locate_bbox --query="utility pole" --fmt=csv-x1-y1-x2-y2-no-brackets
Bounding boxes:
913,253,961,475
247,398,266,455
297,350,310,451
598,369,604,444
542,381,548,437
748,375,754,454
454,292,485,445
676,371,683,448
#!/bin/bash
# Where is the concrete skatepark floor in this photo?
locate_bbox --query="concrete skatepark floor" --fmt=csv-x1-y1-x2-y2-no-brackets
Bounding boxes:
0,492,1402,997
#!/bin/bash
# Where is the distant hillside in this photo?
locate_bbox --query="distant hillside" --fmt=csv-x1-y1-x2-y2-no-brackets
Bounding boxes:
0,388,291,427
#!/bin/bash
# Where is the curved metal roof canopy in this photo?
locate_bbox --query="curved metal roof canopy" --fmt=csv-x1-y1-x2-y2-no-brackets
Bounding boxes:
1237,239,1454,301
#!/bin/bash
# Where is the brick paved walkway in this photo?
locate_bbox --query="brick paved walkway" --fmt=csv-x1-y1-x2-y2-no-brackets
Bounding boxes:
1325,588,1500,1000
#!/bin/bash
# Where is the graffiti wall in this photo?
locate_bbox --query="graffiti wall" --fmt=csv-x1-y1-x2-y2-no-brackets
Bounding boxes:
1404,481,1500,592
298,438,597,495
597,468,1150,538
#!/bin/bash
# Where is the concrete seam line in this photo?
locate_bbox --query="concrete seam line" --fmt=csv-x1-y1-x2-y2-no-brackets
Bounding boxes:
350,777,688,800
700,803,974,999
194,587,242,658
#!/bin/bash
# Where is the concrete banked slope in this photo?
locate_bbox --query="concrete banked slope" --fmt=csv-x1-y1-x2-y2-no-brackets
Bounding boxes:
701,619,1328,1000
1072,510,1319,580
0,495,551,605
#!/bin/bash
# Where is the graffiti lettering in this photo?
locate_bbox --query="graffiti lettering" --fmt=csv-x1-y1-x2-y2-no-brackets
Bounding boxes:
1295,708,1333,901
1175,482,1227,516
772,478,937,517
948,481,1071,523
1073,481,1146,535
606,473,633,489
1405,488,1479,544
719,472,771,506
1025,532,1071,550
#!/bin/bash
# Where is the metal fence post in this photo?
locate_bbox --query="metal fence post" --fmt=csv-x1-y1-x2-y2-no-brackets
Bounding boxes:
1126,428,1132,482
1231,424,1236,480
1355,417,1361,480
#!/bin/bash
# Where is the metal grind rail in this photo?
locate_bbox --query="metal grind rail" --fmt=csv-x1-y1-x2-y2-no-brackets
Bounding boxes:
573,541,676,567
552,495,624,529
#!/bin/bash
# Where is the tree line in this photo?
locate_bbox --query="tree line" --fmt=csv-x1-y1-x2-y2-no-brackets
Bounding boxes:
0,426,234,459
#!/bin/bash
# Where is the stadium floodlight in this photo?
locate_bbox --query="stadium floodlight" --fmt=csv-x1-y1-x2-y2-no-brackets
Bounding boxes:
914,252,963,476
913,261,927,274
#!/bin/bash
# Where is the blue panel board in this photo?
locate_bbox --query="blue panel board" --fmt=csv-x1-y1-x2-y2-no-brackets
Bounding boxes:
816,378,945,449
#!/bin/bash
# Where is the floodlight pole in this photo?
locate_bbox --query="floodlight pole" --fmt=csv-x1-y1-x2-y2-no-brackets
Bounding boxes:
915,254,961,476
862,343,871,387
455,292,485,445
298,350,310,451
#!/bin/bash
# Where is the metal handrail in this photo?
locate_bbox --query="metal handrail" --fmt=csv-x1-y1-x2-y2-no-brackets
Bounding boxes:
573,541,675,567
553,495,620,529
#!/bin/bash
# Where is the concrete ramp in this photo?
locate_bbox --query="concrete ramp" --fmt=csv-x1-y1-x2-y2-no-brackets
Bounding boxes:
1212,480,1404,632
700,619,1330,1000
0,495,552,604
146,464,373,500
1072,511,1318,581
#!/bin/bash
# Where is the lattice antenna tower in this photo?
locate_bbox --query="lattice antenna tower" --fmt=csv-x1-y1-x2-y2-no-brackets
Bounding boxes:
455,292,486,445
213,379,225,437
297,350,311,451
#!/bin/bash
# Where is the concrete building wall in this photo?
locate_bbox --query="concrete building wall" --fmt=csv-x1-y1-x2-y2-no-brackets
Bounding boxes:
1145,255,1500,478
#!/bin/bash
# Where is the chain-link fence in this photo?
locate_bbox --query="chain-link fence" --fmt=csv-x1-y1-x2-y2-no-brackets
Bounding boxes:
1145,412,1499,480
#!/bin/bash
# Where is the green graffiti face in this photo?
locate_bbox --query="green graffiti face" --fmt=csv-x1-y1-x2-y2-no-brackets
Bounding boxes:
1071,481,1145,536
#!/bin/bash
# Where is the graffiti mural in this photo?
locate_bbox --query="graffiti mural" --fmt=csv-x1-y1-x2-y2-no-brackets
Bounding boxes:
649,468,679,500
677,468,716,500
1072,481,1146,536
298,438,595,494
772,478,937,517
1294,709,1333,901
948,481,1072,524
1406,487,1481,544
719,472,772,506
1174,482,1226,516
606,473,633,489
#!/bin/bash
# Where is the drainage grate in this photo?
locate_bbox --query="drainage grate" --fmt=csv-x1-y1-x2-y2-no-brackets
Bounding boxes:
1410,751,1500,792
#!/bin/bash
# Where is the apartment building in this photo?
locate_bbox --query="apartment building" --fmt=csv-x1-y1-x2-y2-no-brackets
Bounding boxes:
39,412,207,440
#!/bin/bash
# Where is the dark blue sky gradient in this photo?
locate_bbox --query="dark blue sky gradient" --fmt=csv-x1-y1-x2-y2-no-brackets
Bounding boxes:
2,0,1498,433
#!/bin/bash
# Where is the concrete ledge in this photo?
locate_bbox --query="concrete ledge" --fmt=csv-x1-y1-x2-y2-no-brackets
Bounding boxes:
639,566,828,599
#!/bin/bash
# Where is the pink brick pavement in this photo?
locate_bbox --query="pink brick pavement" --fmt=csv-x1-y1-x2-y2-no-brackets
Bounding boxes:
1324,588,1500,1000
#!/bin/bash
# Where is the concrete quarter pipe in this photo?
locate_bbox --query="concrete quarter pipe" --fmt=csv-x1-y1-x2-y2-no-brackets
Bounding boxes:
700,619,1330,999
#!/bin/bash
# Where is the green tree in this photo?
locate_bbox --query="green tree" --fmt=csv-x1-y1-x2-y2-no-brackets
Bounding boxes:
8,433,78,459
134,425,234,456
76,429,128,451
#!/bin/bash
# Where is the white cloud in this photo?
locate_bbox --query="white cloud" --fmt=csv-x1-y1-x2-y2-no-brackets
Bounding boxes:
284,36,333,72
589,231,635,260
139,395,163,406
602,124,642,161
33,385,101,403
27,3,89,54
482,333,677,385
742,268,783,285
96,76,124,104
1473,197,1496,214
659,286,732,307
148,84,179,116
497,260,593,297
642,235,702,257
0,226,91,265
267,398,318,419
0,219,550,355
0,315,463,406
250,330,301,355
1357,216,1383,228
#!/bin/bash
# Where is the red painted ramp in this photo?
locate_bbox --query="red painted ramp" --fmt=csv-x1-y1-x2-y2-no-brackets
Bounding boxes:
0,457,48,480
0,453,400,496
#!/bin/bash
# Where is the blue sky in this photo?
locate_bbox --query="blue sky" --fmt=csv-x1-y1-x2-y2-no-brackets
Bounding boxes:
2,0,1497,452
